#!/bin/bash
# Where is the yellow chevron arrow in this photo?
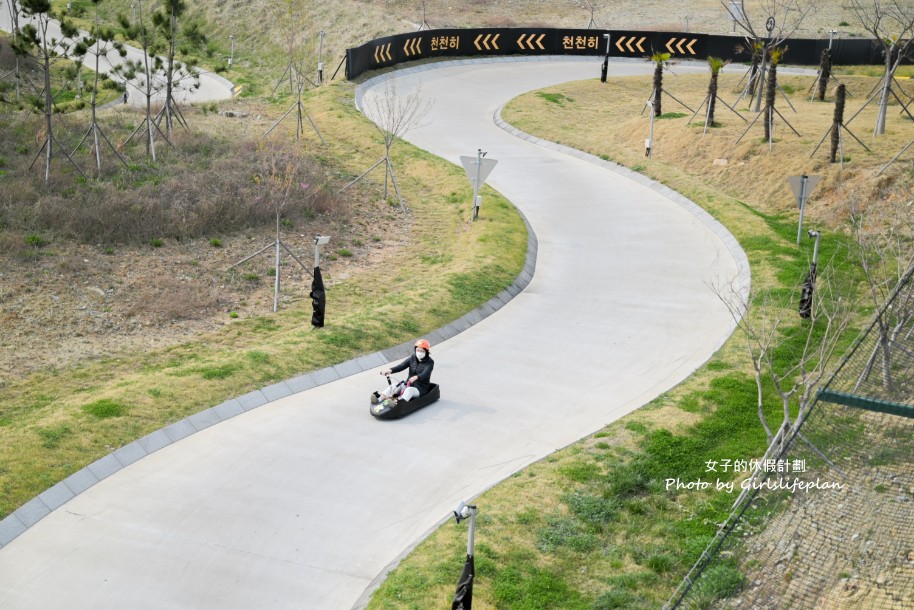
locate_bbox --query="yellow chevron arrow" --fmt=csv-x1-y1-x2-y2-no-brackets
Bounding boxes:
635,37,646,52
615,36,626,52
474,34,483,51
517,33,527,48
491,33,500,49
534,33,545,49
374,46,380,62
665,38,676,54
384,43,392,61
676,38,686,53
685,39,697,54
626,38,635,52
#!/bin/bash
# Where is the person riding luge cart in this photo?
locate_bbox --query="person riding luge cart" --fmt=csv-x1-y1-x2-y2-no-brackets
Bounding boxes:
370,339,440,419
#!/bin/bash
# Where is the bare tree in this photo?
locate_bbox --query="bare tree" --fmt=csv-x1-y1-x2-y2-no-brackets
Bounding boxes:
849,197,914,394
272,0,315,95
12,0,86,182
228,144,317,313
343,79,431,210
847,0,914,136
716,264,854,445
723,0,814,111
263,0,324,142
417,0,432,30
583,1,601,28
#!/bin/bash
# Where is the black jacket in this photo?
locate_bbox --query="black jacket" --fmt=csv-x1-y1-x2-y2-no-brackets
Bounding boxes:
391,353,435,395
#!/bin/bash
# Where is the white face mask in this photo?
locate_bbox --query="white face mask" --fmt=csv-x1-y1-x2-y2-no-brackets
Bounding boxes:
416,349,427,360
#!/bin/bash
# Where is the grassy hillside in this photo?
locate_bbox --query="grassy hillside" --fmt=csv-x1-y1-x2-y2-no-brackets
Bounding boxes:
365,67,914,608
3,1,913,608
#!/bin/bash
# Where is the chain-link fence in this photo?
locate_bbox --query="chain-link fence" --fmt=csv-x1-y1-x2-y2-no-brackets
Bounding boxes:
666,266,914,610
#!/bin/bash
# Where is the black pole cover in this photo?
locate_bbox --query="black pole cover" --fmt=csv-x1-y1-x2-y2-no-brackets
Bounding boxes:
310,266,326,327
799,262,817,318
451,554,475,610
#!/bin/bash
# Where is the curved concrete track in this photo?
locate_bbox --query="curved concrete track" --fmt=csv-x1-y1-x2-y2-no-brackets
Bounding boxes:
0,58,747,609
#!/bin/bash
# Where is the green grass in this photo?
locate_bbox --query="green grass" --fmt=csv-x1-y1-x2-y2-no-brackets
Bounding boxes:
5,14,906,607
536,92,574,106
36,424,73,449
365,72,886,609
81,399,128,418
0,76,529,521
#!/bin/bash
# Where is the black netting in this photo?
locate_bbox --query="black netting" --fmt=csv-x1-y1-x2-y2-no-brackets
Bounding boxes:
667,266,914,610
822,268,914,414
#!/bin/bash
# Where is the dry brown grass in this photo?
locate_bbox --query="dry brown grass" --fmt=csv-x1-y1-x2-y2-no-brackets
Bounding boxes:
125,276,227,323
504,69,914,238
0,111,350,245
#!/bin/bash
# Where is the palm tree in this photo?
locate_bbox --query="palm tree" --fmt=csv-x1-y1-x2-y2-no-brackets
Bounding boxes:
815,48,832,102
747,39,764,98
830,84,846,163
706,56,729,127
763,47,785,142
649,51,671,117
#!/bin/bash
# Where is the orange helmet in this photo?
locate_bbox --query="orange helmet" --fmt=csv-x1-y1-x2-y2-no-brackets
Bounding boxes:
414,339,430,350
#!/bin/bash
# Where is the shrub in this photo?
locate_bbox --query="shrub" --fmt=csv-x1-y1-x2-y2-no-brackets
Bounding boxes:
646,552,677,574
25,233,47,248
17,139,346,244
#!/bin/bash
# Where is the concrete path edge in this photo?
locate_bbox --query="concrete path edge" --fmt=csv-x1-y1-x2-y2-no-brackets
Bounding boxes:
350,55,752,607
0,58,751,572
0,65,539,548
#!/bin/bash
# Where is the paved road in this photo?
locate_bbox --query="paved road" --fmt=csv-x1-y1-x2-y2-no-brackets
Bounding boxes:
0,2,233,104
0,57,747,609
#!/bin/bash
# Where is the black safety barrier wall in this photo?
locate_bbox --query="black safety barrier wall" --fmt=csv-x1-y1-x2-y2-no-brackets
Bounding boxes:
346,27,908,80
